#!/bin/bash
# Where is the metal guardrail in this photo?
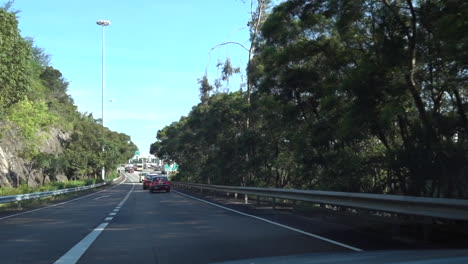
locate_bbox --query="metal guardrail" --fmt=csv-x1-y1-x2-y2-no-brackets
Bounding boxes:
173,182,468,221
0,182,109,204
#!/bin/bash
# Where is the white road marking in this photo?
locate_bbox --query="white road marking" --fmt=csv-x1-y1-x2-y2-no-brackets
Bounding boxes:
117,187,133,207
109,212,116,216
93,195,110,200
173,190,363,252
52,180,136,264
113,209,119,212
0,175,130,221
53,222,108,264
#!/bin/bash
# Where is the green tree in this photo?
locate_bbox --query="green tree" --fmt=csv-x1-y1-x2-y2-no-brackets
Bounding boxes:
5,99,57,186
250,0,468,196
0,7,32,109
25,37,51,67
153,0,467,199
0,4,137,188
63,113,137,180
33,153,65,185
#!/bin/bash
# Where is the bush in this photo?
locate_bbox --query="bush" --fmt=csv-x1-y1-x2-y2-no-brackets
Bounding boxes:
0,180,92,196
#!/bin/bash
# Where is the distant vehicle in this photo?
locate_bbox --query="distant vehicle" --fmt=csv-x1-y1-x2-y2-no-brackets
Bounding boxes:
149,176,171,193
139,172,148,183
143,174,157,190
124,164,134,172
136,163,143,171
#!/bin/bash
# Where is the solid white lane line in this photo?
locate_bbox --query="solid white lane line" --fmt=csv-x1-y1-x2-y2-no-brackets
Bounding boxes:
53,222,109,264
0,175,130,221
173,190,363,252
117,189,133,207
105,217,113,221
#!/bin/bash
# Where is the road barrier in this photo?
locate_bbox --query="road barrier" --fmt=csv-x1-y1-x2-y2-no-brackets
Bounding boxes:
173,182,468,221
0,182,109,204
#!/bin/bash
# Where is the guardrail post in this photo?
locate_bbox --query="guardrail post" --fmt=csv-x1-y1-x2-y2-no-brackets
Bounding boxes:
244,194,248,204
227,192,230,198
235,193,238,199
256,195,260,206
272,197,276,210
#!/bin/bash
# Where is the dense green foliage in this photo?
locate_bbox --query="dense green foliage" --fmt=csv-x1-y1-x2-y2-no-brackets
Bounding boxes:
0,6,137,187
0,179,100,197
151,0,467,198
0,7,31,109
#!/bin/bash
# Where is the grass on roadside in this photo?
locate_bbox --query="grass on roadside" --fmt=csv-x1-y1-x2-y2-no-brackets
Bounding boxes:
0,178,103,197
106,171,120,182
0,184,108,212
0,173,121,212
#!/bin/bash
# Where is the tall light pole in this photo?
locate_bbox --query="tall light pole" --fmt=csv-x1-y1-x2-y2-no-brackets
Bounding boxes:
97,19,110,180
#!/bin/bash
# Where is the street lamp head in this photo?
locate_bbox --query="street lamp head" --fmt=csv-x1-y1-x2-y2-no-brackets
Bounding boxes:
96,20,111,26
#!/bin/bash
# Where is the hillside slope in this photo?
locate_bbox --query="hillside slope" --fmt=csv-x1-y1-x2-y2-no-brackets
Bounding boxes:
0,128,69,187
0,5,137,188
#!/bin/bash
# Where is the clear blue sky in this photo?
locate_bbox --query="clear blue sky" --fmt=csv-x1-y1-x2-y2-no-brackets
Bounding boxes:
11,0,252,155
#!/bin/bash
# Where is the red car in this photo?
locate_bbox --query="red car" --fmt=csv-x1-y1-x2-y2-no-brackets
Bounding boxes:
149,176,171,193
142,174,157,190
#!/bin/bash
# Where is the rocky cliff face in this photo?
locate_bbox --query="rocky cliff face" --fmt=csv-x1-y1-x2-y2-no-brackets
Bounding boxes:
0,127,70,187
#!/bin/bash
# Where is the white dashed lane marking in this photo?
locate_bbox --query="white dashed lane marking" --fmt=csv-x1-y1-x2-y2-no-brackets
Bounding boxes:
53,178,135,264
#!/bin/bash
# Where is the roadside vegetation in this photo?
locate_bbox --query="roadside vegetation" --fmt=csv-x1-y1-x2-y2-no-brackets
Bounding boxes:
0,2,137,189
0,179,100,196
151,0,468,198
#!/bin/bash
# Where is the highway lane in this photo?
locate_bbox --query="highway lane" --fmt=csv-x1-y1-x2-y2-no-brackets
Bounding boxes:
1,171,403,263
0,173,136,264
75,175,347,264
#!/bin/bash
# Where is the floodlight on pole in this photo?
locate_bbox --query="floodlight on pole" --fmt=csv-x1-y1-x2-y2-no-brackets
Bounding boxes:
97,19,110,181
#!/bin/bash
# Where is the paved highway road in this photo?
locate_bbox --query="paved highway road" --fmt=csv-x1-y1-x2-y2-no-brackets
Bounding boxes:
0,172,419,264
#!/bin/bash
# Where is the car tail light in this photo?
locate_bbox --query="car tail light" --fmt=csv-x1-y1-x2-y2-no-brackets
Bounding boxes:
165,181,171,185
151,182,156,186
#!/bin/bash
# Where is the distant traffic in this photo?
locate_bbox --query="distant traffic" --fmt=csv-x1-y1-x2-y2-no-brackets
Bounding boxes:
124,162,172,193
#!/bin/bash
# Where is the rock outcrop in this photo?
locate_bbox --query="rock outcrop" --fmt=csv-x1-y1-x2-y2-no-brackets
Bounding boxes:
0,127,70,187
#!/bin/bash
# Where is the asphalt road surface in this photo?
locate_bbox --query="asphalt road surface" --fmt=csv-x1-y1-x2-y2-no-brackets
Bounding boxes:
0,171,418,264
